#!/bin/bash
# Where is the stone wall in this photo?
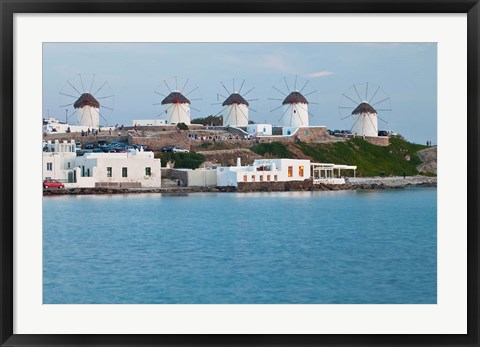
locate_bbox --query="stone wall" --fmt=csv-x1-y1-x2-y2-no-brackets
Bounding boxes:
237,179,313,192
128,132,190,151
364,136,390,146
259,126,329,143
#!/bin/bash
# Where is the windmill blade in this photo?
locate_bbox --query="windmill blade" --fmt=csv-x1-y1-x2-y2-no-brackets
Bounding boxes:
211,102,223,105
220,81,230,95
164,80,172,92
377,115,389,124
175,76,178,91
296,103,315,118
190,106,201,113
283,77,290,93
224,104,235,124
93,81,107,96
303,90,317,97
68,109,79,122
97,95,115,100
366,114,378,133
368,85,381,104
152,102,163,105
339,106,356,109
270,104,283,113
60,103,74,108
349,115,362,133
214,106,228,117
249,108,257,113
278,105,291,123
376,108,392,111
180,79,189,93
79,74,86,93
246,98,259,102
243,87,255,97
155,91,167,97
365,82,369,101
189,98,202,101
237,104,249,122
217,93,227,101
342,93,360,105
268,98,284,101
98,111,109,124
294,75,298,91
371,97,390,107
89,74,95,93
67,81,82,95
185,86,199,97
233,78,235,92
101,105,114,111
299,80,309,93
272,86,287,97
60,92,79,99
353,84,363,102
238,79,245,94
309,101,319,105
341,114,354,120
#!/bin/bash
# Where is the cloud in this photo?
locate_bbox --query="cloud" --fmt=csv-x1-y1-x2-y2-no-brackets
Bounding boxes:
307,71,334,78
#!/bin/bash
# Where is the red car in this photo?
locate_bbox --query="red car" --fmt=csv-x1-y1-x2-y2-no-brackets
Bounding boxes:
43,179,64,189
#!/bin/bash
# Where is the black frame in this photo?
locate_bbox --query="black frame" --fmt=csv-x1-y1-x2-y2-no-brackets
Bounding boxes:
1,1,478,346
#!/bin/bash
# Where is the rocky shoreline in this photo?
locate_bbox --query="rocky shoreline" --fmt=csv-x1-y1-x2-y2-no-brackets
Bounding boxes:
43,176,436,196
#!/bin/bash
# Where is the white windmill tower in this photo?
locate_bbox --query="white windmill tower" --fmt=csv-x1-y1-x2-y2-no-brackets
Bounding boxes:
60,74,114,128
338,82,391,137
154,77,200,125
269,76,316,128
214,79,257,126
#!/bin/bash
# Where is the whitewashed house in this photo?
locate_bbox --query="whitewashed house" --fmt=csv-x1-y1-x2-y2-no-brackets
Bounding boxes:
72,151,161,188
43,140,77,181
246,123,272,136
216,158,311,187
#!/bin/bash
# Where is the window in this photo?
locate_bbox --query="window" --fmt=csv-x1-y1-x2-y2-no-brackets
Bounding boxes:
86,168,90,177
260,176,263,182
243,175,247,182
251,175,255,182
46,162,52,171
288,166,293,177
267,175,271,182
274,175,278,181
145,167,151,176
107,167,112,177
299,166,304,177
67,162,71,169
122,167,128,177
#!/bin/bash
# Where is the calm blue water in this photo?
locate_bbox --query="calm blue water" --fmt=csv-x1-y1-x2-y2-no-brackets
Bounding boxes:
43,188,436,304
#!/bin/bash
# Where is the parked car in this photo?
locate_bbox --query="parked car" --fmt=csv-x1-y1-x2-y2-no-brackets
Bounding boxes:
100,145,115,153
172,146,189,153
85,142,94,149
161,145,176,152
92,148,103,153
133,144,153,152
97,140,107,147
75,142,82,151
378,130,389,136
43,179,64,189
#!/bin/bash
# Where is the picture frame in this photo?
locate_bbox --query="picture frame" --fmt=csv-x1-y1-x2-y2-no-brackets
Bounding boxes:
1,0,478,346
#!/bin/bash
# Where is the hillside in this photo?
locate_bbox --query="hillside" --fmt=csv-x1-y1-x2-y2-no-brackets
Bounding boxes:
250,137,433,177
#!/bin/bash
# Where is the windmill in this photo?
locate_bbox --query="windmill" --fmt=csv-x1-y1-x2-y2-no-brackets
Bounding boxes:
269,76,317,128
59,74,114,129
338,82,392,137
154,77,201,125
213,79,257,126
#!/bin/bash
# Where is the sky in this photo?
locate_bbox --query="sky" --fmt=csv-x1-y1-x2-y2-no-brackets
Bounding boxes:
43,42,437,144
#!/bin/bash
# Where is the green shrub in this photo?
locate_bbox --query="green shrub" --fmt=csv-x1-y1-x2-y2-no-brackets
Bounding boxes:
155,152,205,169
251,142,293,158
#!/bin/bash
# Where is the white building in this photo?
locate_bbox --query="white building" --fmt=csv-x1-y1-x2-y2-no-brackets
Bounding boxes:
222,93,249,126
351,102,378,137
43,142,161,188
217,158,311,187
246,123,272,136
133,119,168,126
161,91,191,125
280,91,309,127
74,93,101,129
311,163,357,185
43,140,77,181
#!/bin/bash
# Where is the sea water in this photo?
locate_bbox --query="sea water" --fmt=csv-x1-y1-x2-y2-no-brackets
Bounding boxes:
43,188,436,304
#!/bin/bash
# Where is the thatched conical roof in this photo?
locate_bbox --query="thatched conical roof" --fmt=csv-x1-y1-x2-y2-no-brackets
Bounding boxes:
352,102,377,115
74,93,100,109
282,91,308,105
222,93,249,107
161,91,191,105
